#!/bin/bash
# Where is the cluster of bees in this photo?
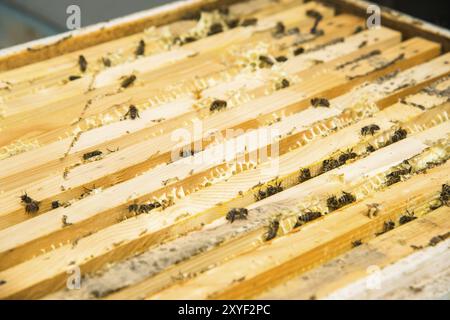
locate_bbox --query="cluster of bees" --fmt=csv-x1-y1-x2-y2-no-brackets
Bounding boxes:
226,208,248,223
321,148,358,173
128,201,162,215
326,191,356,212
254,181,284,201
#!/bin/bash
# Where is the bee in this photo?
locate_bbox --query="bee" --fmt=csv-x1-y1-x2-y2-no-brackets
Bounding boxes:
226,208,248,223
0,280,5,286
240,18,258,27
25,200,40,214
311,97,330,108
322,158,340,173
298,168,311,182
390,128,408,143
209,99,227,112
102,57,112,67
259,55,274,68
128,204,139,213
121,75,136,88
78,55,88,72
361,124,380,136
298,211,322,224
226,18,240,29
52,201,60,209
366,144,376,153
21,193,33,204
68,75,81,81
83,150,103,161
287,27,300,35
265,220,280,241
293,47,305,56
266,181,283,197
272,21,285,38
306,9,323,34
326,195,340,212
183,36,197,44
439,184,450,206
275,56,288,63
338,149,357,165
386,166,411,186
353,26,364,34
135,39,145,56
352,240,363,247
338,191,356,207
138,204,154,214
379,220,395,235
399,210,416,225
279,79,290,89
124,105,140,120
208,23,223,36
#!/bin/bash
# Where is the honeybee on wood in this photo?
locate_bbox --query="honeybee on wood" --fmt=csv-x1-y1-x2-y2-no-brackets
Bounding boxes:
124,105,140,120
352,240,362,247
265,220,280,241
226,18,239,29
139,204,154,214
68,75,81,81
399,210,416,225
128,204,139,213
20,193,33,204
385,165,412,186
259,55,274,68
338,149,357,165
338,191,356,207
311,97,330,108
102,57,112,67
377,220,395,235
366,144,376,153
295,211,322,227
240,18,258,27
293,47,305,56
326,195,340,212
51,201,60,209
298,168,311,182
272,21,285,38
322,158,340,173
275,55,288,63
83,150,103,161
279,79,290,89
121,75,137,88
226,208,248,223
361,124,380,136
390,128,408,143
78,55,88,73
209,99,227,112
440,184,450,206
208,23,223,36
135,39,146,56
25,200,40,214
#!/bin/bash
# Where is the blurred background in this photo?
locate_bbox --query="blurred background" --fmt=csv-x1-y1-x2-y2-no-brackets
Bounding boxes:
0,0,449,49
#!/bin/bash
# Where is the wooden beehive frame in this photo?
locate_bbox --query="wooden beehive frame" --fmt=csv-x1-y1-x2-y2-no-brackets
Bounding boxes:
0,0,449,300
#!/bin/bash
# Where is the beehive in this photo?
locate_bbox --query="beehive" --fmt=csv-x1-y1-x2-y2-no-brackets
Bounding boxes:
0,0,449,300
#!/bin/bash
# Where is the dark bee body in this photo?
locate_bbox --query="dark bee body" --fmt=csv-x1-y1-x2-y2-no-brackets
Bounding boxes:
338,192,356,207
279,79,290,89
135,40,146,56
338,149,357,165
306,9,323,34
125,105,140,120
226,208,248,223
366,144,376,153
21,193,33,204
352,240,362,247
298,211,322,223
353,26,364,34
83,150,103,161
440,184,450,206
139,204,154,214
275,56,288,63
52,201,60,209
311,97,330,108
25,201,40,214
386,166,412,186
293,47,305,56
255,181,283,201
399,211,417,225
361,124,381,136
390,128,408,143
265,220,279,241
259,55,274,68
68,75,81,81
121,75,137,88
128,204,139,213
209,99,227,112
322,158,340,173
240,18,258,27
326,196,340,212
226,18,239,29
78,55,88,72
298,168,311,182
208,23,223,36
272,21,285,38
102,57,112,67
379,221,395,235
